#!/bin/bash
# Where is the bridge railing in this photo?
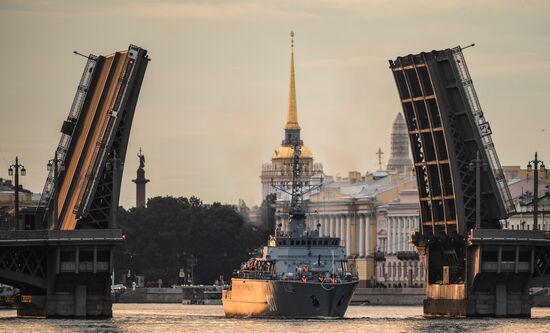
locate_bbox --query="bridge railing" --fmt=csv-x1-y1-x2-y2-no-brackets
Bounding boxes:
37,55,99,227
451,47,515,215
0,229,123,243
470,228,550,242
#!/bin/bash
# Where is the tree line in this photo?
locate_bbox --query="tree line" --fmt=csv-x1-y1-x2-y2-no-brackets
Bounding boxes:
114,194,275,286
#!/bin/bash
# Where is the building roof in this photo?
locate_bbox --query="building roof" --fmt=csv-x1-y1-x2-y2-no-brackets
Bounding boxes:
0,178,32,195
312,173,415,201
507,177,550,200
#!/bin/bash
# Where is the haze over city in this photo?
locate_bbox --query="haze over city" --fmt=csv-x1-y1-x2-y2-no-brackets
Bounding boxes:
1,0,548,208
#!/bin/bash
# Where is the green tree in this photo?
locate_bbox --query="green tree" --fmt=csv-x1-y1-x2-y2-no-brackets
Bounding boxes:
114,196,265,286
259,193,277,241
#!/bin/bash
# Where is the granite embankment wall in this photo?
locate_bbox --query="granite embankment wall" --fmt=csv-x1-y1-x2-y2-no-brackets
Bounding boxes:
118,288,183,303
116,287,550,306
351,288,425,305
118,287,426,305
117,286,222,303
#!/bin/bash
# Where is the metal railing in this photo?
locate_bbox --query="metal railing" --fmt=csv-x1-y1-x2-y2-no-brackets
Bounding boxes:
235,270,276,280
0,229,123,242
452,47,515,215
38,55,98,210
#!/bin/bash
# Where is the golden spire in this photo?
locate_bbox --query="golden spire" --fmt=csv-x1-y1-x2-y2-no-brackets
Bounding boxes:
285,31,300,130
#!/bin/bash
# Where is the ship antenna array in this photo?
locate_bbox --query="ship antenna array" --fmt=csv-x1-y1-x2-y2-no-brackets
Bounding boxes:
270,144,323,236
270,143,323,213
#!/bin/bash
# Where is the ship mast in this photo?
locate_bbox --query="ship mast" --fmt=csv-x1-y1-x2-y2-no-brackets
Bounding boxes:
271,142,322,237
287,143,306,236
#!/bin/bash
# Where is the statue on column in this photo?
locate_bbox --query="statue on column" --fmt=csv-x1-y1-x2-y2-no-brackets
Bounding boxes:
133,147,149,208
138,148,145,169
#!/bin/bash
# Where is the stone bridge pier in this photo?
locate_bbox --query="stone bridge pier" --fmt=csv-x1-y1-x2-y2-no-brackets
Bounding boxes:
422,229,550,317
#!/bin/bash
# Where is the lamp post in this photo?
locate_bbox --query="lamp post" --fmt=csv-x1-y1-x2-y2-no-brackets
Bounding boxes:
527,152,546,231
178,250,187,285
47,151,62,230
125,251,136,288
186,254,198,285
219,251,228,285
469,151,487,230
8,157,26,230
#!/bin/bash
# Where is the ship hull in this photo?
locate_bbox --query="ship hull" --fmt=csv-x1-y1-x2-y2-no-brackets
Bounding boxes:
222,278,358,318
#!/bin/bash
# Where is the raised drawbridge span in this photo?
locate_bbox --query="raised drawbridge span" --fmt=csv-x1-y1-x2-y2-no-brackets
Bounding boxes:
0,44,149,317
389,46,550,317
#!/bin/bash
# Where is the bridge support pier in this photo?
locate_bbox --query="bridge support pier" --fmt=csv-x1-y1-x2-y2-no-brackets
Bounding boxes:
420,229,550,318
423,283,466,317
423,283,532,318
0,229,123,318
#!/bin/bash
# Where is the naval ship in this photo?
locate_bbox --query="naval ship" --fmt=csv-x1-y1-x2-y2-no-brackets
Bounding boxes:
222,143,359,318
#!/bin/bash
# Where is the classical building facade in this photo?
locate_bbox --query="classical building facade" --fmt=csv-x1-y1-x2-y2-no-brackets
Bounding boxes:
506,193,550,231
0,177,34,229
302,171,417,287
502,170,550,231
375,189,424,287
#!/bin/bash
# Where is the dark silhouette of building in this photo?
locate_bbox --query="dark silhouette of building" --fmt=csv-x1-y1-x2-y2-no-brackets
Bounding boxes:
132,148,149,208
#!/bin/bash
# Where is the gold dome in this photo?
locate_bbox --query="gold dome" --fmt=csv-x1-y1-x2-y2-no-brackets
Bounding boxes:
272,145,313,159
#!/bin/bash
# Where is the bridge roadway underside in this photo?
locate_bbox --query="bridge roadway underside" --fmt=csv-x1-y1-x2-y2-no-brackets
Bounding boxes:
0,229,123,318
422,229,550,317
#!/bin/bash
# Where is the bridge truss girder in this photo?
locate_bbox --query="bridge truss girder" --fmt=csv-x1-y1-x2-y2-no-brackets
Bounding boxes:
390,47,510,285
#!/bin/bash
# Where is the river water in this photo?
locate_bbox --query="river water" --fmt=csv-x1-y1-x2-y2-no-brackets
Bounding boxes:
0,304,549,333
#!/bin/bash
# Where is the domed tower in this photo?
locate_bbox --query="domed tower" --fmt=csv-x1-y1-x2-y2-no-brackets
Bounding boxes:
386,112,412,173
260,32,322,201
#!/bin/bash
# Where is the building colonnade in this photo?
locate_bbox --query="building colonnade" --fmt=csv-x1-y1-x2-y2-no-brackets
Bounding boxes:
385,215,419,254
376,259,424,287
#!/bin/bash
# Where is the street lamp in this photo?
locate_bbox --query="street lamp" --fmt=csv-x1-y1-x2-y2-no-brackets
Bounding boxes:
47,151,63,230
9,157,26,230
125,251,136,288
527,152,547,231
186,254,198,285
220,251,228,285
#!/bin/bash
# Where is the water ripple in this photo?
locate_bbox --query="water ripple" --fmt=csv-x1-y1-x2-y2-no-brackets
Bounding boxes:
0,304,548,333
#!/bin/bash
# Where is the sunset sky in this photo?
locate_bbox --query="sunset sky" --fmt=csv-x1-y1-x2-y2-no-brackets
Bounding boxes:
0,0,549,208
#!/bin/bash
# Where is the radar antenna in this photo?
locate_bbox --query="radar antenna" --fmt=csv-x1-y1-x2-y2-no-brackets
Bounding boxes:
271,144,323,236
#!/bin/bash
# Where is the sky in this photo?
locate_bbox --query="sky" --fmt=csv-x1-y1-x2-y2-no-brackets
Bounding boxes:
0,0,549,208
